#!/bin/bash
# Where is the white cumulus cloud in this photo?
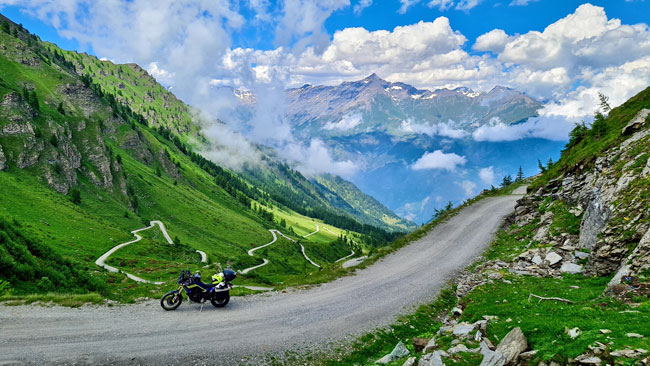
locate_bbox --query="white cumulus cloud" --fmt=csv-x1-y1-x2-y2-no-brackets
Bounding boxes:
412,150,467,171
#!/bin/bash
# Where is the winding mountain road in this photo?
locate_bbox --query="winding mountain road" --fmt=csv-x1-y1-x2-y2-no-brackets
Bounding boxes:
0,194,519,365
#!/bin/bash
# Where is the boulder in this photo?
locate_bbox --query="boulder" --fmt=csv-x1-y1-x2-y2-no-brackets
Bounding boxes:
545,252,563,266
419,351,445,366
626,333,644,338
495,327,528,364
447,344,479,354
479,340,506,366
451,307,463,316
610,349,648,358
403,357,417,366
376,341,410,364
574,251,590,259
531,254,543,265
575,354,602,365
561,263,583,274
452,323,476,337
622,108,650,135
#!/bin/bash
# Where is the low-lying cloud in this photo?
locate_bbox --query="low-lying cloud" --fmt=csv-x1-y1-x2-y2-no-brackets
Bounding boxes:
400,119,467,138
472,115,576,142
412,150,467,171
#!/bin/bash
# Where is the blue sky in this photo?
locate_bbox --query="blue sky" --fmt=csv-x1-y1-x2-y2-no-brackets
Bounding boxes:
2,1,648,57
1,0,650,150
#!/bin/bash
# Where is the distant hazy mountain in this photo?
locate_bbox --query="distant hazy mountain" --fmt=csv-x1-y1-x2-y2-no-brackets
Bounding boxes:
233,74,563,224
284,73,541,138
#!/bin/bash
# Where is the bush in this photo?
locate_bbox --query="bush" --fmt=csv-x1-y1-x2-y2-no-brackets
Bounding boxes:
69,187,81,204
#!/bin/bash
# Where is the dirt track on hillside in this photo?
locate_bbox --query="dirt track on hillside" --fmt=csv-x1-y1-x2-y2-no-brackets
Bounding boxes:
0,195,519,365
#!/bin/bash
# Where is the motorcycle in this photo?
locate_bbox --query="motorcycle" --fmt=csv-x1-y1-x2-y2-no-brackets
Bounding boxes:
160,268,237,311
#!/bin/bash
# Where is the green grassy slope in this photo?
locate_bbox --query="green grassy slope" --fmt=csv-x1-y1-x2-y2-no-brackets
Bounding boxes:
312,173,416,231
0,17,370,301
47,33,409,235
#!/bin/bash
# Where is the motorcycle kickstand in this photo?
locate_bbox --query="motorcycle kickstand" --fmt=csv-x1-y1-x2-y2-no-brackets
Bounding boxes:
200,299,205,312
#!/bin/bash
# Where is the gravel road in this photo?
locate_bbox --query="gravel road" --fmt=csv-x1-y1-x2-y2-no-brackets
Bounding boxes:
0,195,518,365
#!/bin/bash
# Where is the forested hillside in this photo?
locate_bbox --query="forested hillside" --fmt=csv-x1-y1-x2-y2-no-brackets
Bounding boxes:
0,14,404,301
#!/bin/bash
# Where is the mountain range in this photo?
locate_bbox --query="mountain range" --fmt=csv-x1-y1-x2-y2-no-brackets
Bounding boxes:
232,74,564,223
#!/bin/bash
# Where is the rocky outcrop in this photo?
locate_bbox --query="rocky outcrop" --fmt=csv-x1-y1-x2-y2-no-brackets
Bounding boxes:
510,108,650,279
0,92,36,131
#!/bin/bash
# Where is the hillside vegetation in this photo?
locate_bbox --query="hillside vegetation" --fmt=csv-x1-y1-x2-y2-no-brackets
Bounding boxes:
0,15,405,302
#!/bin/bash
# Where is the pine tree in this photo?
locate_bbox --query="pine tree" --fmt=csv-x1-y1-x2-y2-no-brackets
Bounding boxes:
598,92,611,114
547,157,553,169
515,166,524,182
501,175,513,187
538,159,546,173
57,102,65,115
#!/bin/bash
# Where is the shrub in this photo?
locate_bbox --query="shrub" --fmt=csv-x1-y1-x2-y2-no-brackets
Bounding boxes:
69,187,81,204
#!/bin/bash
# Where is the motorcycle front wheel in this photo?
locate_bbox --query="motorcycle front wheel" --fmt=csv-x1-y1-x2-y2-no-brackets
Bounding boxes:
160,291,182,311
210,291,229,308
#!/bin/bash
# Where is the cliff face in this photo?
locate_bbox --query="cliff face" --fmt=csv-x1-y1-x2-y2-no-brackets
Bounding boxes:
509,107,650,285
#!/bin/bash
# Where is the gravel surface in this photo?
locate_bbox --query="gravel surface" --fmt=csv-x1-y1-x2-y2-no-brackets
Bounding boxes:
0,195,518,365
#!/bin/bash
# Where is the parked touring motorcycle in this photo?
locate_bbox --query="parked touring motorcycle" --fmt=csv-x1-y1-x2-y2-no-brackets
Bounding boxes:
160,269,236,310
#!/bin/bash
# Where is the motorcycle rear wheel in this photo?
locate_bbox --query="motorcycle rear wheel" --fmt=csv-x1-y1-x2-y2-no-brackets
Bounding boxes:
210,292,229,308
160,291,182,311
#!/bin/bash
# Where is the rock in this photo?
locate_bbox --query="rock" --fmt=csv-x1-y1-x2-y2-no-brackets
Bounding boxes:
448,344,470,354
438,325,453,335
519,350,537,360
451,307,463,316
567,327,582,339
452,323,476,337
474,319,489,333
610,349,648,358
423,337,437,353
419,351,445,366
533,225,549,242
475,330,483,342
574,251,590,259
413,337,429,352
575,354,602,365
622,108,650,135
403,357,417,366
578,190,610,250
479,340,506,366
545,252,563,266
531,254,543,265
376,341,410,364
0,144,5,170
561,263,583,274
626,333,644,338
495,327,528,365
600,329,611,334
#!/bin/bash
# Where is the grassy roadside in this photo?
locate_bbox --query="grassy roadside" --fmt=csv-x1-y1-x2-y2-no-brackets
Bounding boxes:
318,188,649,366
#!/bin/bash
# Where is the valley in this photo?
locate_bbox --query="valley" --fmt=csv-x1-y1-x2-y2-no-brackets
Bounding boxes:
0,191,520,365
0,15,403,303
